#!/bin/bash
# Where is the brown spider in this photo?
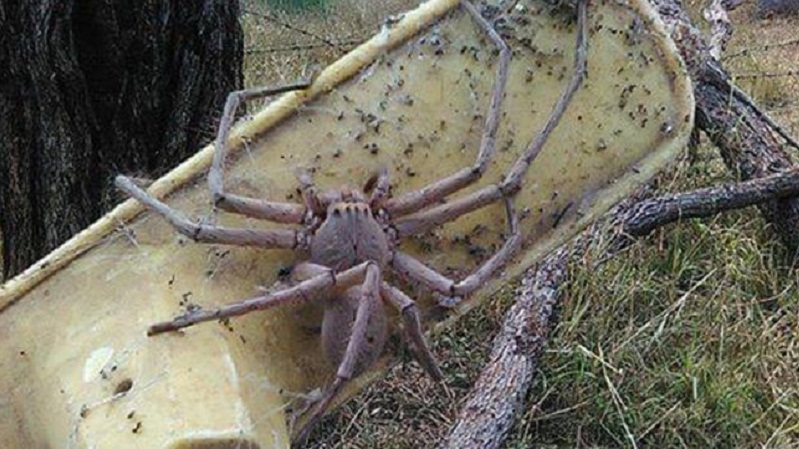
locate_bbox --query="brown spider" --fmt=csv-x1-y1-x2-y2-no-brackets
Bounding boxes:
115,1,547,445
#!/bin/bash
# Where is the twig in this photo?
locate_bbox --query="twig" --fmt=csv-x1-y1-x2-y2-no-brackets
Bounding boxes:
727,82,799,152
600,345,639,449
608,167,799,249
702,61,799,152
703,0,732,60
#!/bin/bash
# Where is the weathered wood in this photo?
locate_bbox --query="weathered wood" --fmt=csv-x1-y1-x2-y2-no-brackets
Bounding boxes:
756,0,799,18
444,0,799,445
442,166,799,449
703,0,732,60
650,0,799,250
0,0,243,278
442,245,570,449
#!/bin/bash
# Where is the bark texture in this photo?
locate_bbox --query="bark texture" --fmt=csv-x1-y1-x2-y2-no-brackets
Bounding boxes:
650,0,799,251
443,246,570,449
442,167,799,449
756,0,799,18
0,0,243,278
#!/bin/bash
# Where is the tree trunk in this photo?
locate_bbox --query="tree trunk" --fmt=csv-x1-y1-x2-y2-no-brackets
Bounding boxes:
0,0,243,279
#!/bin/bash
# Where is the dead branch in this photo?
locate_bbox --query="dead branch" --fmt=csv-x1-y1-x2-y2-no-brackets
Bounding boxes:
651,0,799,244
443,0,799,447
442,245,571,449
442,166,799,449
609,167,799,249
725,81,799,152
703,0,732,60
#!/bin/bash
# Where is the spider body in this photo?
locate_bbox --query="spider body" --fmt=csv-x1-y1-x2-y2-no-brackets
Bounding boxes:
307,191,393,377
310,198,391,271
115,2,543,446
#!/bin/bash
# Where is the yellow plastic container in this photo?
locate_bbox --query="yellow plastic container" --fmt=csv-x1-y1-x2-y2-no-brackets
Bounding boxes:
0,0,693,447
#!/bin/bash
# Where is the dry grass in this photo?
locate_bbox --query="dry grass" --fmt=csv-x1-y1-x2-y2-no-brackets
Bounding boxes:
722,8,799,132
242,0,419,97
239,1,799,447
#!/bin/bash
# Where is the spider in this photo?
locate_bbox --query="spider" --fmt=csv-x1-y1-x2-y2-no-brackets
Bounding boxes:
115,1,544,445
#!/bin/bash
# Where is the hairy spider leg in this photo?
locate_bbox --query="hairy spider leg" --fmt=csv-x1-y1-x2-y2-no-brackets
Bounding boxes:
380,282,444,381
209,82,312,223
146,262,376,335
293,263,382,446
383,0,511,217
368,167,392,208
391,197,520,301
116,175,301,249
392,0,589,238
287,261,443,392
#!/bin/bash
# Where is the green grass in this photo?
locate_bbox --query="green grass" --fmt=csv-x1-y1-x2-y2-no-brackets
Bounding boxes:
238,0,799,447
511,196,799,447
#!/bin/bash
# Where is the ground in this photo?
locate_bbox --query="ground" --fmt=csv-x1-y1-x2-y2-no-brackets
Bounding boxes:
240,1,799,447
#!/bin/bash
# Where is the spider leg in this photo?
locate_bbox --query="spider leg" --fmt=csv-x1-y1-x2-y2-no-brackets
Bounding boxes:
209,82,311,224
368,167,392,208
293,263,382,447
380,282,444,381
294,168,327,215
147,261,375,335
383,0,510,217
500,0,589,195
393,0,590,234
391,198,520,299
394,183,503,237
116,175,301,248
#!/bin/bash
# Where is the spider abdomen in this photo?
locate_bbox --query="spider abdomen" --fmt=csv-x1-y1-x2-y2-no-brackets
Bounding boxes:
310,202,390,271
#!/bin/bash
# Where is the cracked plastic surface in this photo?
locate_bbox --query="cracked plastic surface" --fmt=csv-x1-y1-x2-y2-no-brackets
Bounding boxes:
0,0,693,447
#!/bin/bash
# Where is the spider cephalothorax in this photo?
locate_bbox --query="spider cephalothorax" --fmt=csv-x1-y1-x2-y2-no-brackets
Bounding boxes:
115,2,543,446
311,200,390,269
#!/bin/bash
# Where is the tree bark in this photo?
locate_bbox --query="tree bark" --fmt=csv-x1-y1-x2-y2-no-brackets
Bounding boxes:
650,0,799,250
443,244,571,449
0,0,243,279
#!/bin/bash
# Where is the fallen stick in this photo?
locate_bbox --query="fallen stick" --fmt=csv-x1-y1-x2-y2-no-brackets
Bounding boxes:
443,0,799,445
442,166,799,449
